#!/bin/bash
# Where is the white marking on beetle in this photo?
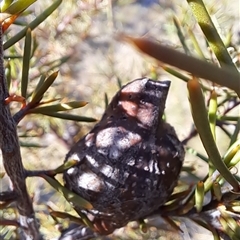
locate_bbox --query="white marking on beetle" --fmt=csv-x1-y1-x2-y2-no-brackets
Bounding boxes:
66,153,80,174
77,172,102,192
124,172,130,179
148,159,154,173
67,167,76,175
144,166,149,171
173,152,178,158
105,181,115,190
132,182,137,188
86,155,99,167
98,148,108,156
109,146,121,159
69,153,80,161
96,127,141,160
85,133,93,147
100,164,113,177
145,178,151,184
127,158,135,166
154,161,160,174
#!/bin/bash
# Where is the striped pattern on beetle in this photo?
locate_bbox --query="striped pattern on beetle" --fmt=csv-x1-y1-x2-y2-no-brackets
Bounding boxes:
63,78,185,235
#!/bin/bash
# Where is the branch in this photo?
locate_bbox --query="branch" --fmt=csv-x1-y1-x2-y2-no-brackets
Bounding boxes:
0,25,42,239
0,190,17,202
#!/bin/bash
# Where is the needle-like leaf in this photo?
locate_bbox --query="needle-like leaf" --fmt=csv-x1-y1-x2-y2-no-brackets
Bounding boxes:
28,101,88,113
42,175,93,210
3,0,62,50
30,71,58,105
187,0,238,73
120,35,240,97
21,28,32,98
2,0,36,15
187,77,239,192
38,112,97,122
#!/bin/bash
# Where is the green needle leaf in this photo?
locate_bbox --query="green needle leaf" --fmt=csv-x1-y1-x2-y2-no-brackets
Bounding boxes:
21,28,32,98
104,92,109,110
120,36,240,97
208,90,218,175
173,16,190,55
208,90,217,141
0,0,14,12
2,0,36,14
212,182,222,201
223,140,240,166
49,210,90,227
228,150,240,168
187,0,238,73
42,174,93,210
28,101,88,113
51,159,79,175
229,118,240,147
219,216,236,239
187,77,239,192
195,181,204,212
3,0,62,50
30,71,58,105
40,112,97,122
188,27,205,59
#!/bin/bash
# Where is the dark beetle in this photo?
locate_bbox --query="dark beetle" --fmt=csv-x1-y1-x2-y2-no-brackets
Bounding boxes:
63,78,184,235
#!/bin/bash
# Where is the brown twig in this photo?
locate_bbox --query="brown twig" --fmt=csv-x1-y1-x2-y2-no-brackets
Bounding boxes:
25,169,56,177
0,219,20,227
13,103,33,124
0,25,42,239
0,190,18,202
181,125,198,145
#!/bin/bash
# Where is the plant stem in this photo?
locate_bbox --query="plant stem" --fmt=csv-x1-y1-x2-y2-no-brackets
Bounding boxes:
0,21,42,240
